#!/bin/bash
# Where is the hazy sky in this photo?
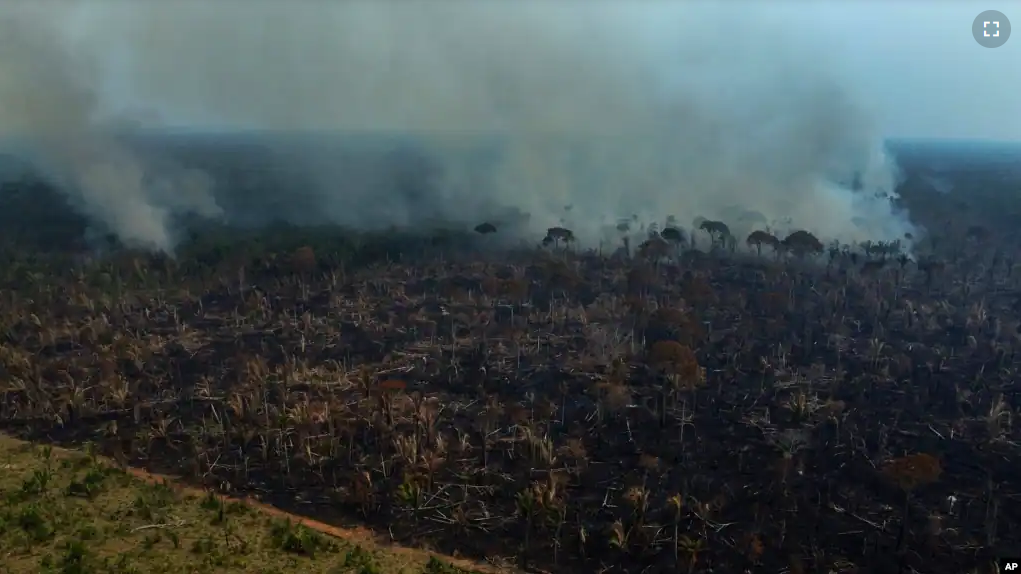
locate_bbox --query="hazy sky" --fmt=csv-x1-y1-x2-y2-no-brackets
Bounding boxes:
2,0,990,250
805,2,1020,140
20,0,1013,141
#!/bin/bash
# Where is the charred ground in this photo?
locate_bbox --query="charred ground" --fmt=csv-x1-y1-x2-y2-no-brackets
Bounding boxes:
0,139,1018,574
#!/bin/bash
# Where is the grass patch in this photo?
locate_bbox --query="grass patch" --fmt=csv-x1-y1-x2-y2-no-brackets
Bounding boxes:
0,434,493,574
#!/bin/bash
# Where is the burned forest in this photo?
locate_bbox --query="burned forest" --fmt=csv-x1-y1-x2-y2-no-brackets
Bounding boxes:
0,140,1019,574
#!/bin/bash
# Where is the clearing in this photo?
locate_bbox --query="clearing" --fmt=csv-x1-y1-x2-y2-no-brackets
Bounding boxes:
0,433,498,574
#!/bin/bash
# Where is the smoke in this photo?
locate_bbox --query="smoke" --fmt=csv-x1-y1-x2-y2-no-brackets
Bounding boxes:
0,5,222,252
0,1,914,250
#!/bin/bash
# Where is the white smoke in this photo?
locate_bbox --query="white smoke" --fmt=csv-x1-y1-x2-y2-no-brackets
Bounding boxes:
0,1,914,250
0,5,222,252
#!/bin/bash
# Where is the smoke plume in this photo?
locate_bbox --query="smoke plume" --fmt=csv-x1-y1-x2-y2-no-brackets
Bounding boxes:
0,5,222,252
0,1,914,250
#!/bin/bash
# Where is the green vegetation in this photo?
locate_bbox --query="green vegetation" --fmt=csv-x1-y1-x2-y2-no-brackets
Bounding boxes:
0,435,488,574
